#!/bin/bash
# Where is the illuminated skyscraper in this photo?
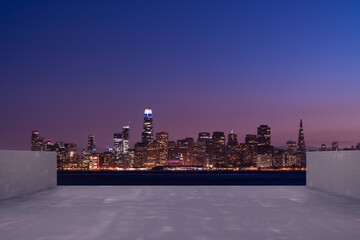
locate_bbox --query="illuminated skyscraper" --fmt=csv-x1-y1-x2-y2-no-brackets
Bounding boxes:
45,140,55,151
142,108,154,144
286,141,296,155
211,131,226,167
245,134,257,145
257,125,271,146
227,130,238,146
65,143,78,168
297,119,306,167
243,134,258,167
198,132,211,142
113,132,123,159
226,131,240,168
167,141,177,160
87,135,96,153
177,137,194,166
156,131,169,165
122,125,130,154
31,130,44,151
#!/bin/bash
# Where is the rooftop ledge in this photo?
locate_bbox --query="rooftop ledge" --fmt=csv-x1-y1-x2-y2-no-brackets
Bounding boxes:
1,150,360,240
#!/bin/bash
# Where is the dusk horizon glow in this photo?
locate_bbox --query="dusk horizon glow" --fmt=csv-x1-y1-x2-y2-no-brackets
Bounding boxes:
1,0,360,151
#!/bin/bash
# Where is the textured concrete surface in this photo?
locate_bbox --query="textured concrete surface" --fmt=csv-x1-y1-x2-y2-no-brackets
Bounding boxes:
0,150,57,200
1,186,360,240
307,151,360,199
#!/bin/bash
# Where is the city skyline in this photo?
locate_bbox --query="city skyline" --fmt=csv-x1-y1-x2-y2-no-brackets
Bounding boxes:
2,1,360,151
32,108,309,170
8,108,360,152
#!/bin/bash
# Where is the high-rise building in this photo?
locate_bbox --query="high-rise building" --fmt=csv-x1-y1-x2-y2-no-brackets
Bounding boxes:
122,125,130,154
211,131,226,167
296,120,306,167
167,141,177,160
64,143,78,168
113,132,123,159
142,108,154,145
156,131,169,165
227,130,238,146
257,125,271,146
226,131,240,168
245,134,257,145
177,138,195,166
45,140,55,151
55,141,66,169
134,142,147,167
243,134,258,167
31,130,44,151
87,135,96,153
286,141,296,155
156,131,168,145
194,141,208,167
198,132,211,142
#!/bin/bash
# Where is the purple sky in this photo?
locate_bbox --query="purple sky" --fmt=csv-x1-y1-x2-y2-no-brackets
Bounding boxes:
1,0,360,151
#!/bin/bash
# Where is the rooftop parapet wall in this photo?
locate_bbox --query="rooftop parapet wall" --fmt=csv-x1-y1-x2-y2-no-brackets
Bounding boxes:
0,150,57,200
307,151,360,199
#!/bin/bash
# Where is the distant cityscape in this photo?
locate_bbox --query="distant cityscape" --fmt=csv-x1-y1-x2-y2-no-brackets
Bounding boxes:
30,108,360,171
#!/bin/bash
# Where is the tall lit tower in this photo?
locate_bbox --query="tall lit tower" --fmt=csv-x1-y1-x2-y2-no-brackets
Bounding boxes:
113,132,123,159
142,108,153,144
31,130,44,151
257,125,271,146
297,119,306,167
122,124,130,154
227,130,238,147
87,135,96,153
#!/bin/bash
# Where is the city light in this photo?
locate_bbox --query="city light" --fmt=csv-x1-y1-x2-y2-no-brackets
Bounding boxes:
30,108,360,171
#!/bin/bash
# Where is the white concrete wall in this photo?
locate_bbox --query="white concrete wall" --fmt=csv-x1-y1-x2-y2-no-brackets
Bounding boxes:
0,150,57,200
307,151,360,199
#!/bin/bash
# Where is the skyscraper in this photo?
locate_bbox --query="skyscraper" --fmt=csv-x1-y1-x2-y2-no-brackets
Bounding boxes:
227,130,238,146
245,134,257,145
211,131,226,167
297,119,306,167
31,130,44,151
87,135,96,153
113,132,123,159
286,141,296,155
45,140,55,151
142,108,154,144
177,137,195,166
156,131,169,165
257,125,271,146
226,130,240,168
197,132,211,142
122,125,130,154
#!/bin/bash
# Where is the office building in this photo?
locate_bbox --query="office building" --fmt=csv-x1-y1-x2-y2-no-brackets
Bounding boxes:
87,135,96,153
142,108,154,144
31,130,44,151
286,141,296,155
257,125,271,146
122,125,130,154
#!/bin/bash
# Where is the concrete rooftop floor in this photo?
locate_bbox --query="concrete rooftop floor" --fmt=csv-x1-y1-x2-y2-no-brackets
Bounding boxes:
1,186,360,240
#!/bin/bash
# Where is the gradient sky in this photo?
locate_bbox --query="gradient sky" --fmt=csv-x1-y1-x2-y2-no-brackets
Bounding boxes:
1,0,360,151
